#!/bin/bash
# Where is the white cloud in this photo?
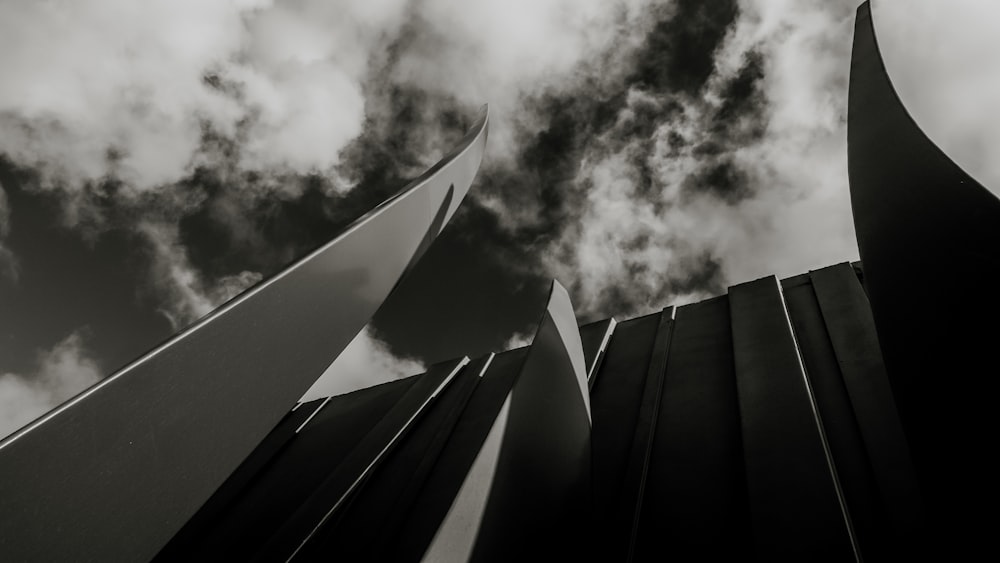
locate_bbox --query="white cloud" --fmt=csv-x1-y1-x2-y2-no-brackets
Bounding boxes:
0,0,647,195
0,331,102,440
0,0,249,189
0,0,401,193
715,0,859,282
300,326,424,401
389,0,657,161
872,0,1000,196
504,330,534,351
136,220,263,331
535,0,861,317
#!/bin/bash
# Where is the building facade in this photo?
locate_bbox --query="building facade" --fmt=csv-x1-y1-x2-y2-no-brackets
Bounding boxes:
1,2,994,560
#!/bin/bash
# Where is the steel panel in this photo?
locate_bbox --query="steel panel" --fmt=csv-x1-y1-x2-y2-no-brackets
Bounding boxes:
809,263,923,552
389,348,526,563
729,276,857,561
635,296,749,561
782,274,886,559
462,281,592,562
849,4,999,549
296,355,490,561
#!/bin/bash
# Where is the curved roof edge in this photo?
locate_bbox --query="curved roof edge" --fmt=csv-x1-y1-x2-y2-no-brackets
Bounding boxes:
848,3,997,552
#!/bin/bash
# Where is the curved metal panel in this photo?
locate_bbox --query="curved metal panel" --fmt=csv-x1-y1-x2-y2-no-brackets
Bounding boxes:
467,280,592,562
848,4,999,551
382,348,526,563
420,393,512,563
0,108,489,562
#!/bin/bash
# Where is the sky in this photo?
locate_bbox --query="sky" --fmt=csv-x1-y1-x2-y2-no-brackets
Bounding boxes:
2,0,1000,437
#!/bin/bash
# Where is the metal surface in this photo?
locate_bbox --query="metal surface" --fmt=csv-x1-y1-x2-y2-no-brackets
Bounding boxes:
617,307,674,561
635,296,748,561
273,358,469,562
849,4,1000,551
466,280,592,562
782,271,886,558
729,276,858,561
149,261,923,561
0,108,489,562
590,312,662,560
301,355,492,561
158,374,421,561
389,348,526,563
809,263,923,553
407,281,592,563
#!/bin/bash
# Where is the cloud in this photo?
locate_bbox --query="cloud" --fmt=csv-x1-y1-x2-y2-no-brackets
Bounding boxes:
0,330,102,440
0,0,671,325
532,0,861,317
7,0,971,397
0,0,392,193
872,0,1000,196
504,330,535,351
399,0,859,320
0,0,644,198
299,326,424,401
0,180,17,282
136,220,263,331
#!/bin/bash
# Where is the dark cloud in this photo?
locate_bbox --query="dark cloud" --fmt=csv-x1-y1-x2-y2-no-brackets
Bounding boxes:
711,49,768,143
630,0,741,95
686,157,752,204
684,49,767,205
668,253,725,296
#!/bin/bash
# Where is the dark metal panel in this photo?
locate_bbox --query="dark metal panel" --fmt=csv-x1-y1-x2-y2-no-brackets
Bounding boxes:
154,397,326,560
467,281,591,563
292,355,490,561
157,376,419,561
610,307,674,561
809,263,924,552
729,276,857,561
0,109,489,562
385,348,527,563
252,357,468,562
849,4,1000,548
782,273,887,559
589,311,662,558
635,296,750,562
579,317,617,389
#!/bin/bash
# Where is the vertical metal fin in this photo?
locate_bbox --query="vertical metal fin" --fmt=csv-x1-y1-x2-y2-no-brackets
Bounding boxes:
729,276,858,561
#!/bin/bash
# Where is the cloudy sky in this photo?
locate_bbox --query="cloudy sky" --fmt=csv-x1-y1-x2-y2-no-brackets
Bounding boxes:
2,0,999,437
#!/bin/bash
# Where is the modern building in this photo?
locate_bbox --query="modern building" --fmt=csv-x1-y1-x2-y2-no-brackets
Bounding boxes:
0,2,993,560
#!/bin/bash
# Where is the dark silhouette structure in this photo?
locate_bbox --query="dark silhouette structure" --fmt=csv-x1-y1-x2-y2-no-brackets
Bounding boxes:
1,2,994,560
848,4,997,555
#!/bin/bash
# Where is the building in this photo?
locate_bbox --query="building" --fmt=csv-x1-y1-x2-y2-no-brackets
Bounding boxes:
0,2,993,560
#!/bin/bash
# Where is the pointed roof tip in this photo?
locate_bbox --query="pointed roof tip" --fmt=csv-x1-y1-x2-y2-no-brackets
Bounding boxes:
550,278,567,294
546,279,575,312
475,104,490,140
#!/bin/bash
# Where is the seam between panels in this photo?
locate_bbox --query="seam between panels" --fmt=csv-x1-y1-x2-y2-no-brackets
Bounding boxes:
774,277,862,563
